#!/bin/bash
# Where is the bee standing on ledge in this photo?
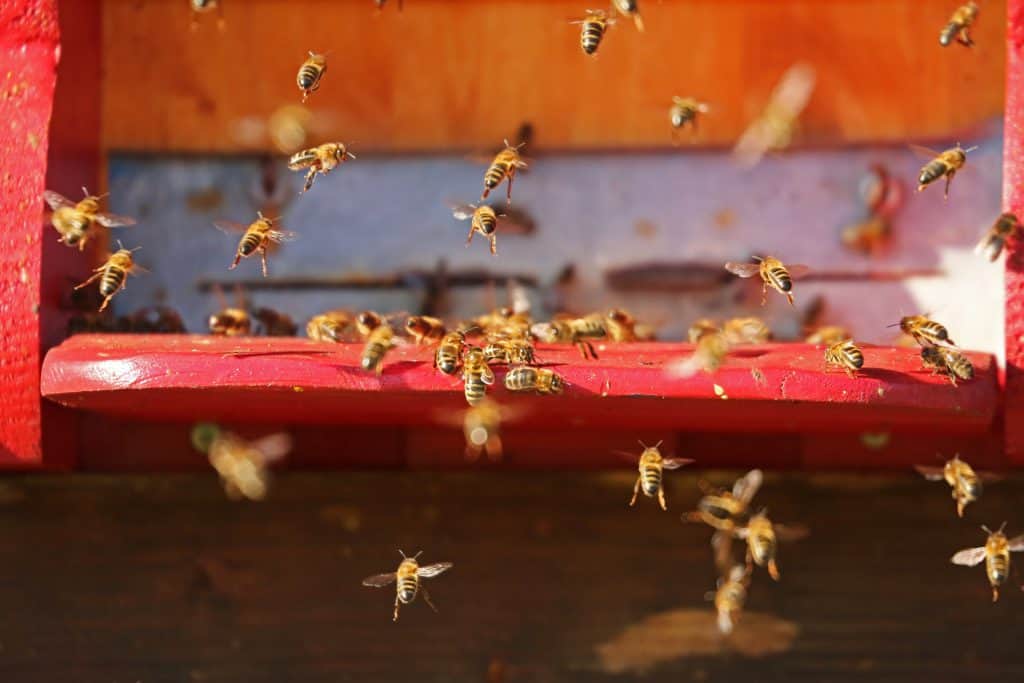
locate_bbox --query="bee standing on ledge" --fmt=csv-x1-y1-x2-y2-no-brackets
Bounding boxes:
914,143,977,199
976,213,1021,262
253,307,297,337
74,243,145,312
951,524,1024,602
462,347,496,406
44,188,136,251
451,203,502,255
916,454,998,518
306,310,354,342
725,256,809,306
214,211,297,277
434,330,466,375
296,51,328,103
481,140,528,207
532,314,607,359
711,565,750,635
362,325,398,375
623,441,693,511
504,366,566,395
920,346,974,386
805,325,851,346
289,142,356,194
669,97,710,141
604,308,639,342
824,339,864,378
406,316,446,345
362,551,453,622
940,2,979,47
892,314,956,347
611,0,644,31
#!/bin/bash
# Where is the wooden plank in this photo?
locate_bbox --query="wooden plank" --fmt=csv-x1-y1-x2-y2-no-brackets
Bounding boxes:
1004,0,1024,464
101,0,1006,153
0,472,1022,681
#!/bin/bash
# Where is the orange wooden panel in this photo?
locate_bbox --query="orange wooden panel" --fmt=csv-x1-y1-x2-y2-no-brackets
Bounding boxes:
101,0,1005,153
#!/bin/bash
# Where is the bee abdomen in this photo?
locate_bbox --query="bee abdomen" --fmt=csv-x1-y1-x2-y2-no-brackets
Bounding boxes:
484,162,509,189
464,377,487,405
919,161,946,186
845,346,864,368
99,266,126,297
297,65,322,90
988,555,1009,584
581,21,605,54
642,466,661,496
436,349,460,374
478,213,497,235
362,343,384,371
288,149,318,170
240,232,262,256
398,577,418,603
767,267,792,292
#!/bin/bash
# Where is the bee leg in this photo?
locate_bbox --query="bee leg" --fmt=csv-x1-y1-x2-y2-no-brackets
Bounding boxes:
760,282,768,306
393,595,401,622
768,559,780,581
98,292,116,313
992,586,1000,603
505,172,515,208
260,249,269,278
465,227,476,247
629,477,641,507
229,252,242,270
488,236,497,256
658,487,668,511
302,169,317,194
745,546,754,574
786,292,795,307
421,586,439,613
943,171,955,199
585,341,599,360
73,271,103,290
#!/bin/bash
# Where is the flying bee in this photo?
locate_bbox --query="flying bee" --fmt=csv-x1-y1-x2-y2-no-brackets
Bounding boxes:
688,318,720,343
531,314,607,360
669,97,710,141
462,347,496,406
214,211,297,278
976,212,1021,262
434,330,467,375
684,469,763,535
362,551,453,621
733,63,816,168
913,143,977,199
481,140,528,207
306,310,354,342
710,565,750,635
296,51,328,103
735,510,808,581
450,203,503,255
191,423,291,502
670,330,730,378
611,0,644,31
951,523,1024,602
621,441,694,511
824,339,864,378
406,316,446,345
43,188,136,251
725,256,809,306
73,243,145,312
841,215,891,256
483,338,536,365
253,307,297,337
288,142,356,194
571,9,615,56
722,317,771,345
920,345,974,386
362,325,397,375
189,0,225,31
604,308,639,342
504,366,566,395
916,454,999,518
940,2,979,47
893,314,955,347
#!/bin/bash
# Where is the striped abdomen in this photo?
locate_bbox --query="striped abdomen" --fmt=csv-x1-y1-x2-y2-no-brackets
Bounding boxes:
475,210,497,235
958,473,982,503
764,265,792,293
671,105,696,129
580,19,606,55
919,160,949,186
571,317,607,340
239,230,264,256
987,552,1009,587
297,64,324,91
943,350,974,381
397,575,419,604
99,265,127,297
464,373,488,406
484,159,512,191
641,463,662,497
361,342,386,371
504,366,538,392
750,532,776,566
435,344,461,374
288,148,319,170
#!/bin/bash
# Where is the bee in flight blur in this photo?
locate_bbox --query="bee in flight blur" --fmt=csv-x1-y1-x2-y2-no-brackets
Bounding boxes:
481,140,528,207
504,366,566,395
190,0,225,31
913,143,977,199
951,523,1024,602
940,2,979,47
462,347,496,406
725,256,809,306
451,202,503,255
306,310,354,343
405,316,446,345
669,97,710,142
735,510,808,581
462,398,505,462
722,317,771,345
824,339,864,378
920,346,974,386
710,565,750,635
44,188,136,251
214,211,297,277
976,213,1021,262
916,453,998,518
685,469,763,535
296,51,328,103
74,243,145,312
571,9,615,56
733,63,816,168
191,423,291,502
670,330,730,378
891,314,955,348
362,324,398,375
604,308,640,342
611,0,643,31
289,142,356,194
362,551,453,621
621,441,694,511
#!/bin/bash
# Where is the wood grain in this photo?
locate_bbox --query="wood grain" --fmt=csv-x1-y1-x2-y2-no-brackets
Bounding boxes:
101,0,1006,153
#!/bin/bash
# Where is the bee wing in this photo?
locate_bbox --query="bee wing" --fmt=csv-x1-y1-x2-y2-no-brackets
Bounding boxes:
612,449,640,464
214,220,249,234
268,230,299,244
785,264,810,279
908,144,943,160
732,525,750,539
251,433,293,464
43,190,75,210
913,465,946,481
977,471,1004,483
94,212,137,228
774,523,810,542
417,561,454,578
661,458,695,470
665,354,702,379
1008,535,1024,552
724,262,760,279
950,546,988,567
770,63,816,116
361,572,398,587
449,203,476,220
733,469,763,503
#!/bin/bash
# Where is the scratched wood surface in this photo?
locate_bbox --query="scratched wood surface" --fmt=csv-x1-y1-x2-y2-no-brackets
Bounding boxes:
100,0,1006,153
0,472,1021,682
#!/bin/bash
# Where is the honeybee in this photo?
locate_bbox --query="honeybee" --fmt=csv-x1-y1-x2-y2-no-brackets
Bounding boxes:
669,97,709,140
451,203,502,255
73,244,144,312
940,2,979,47
253,307,297,337
670,330,730,377
288,142,356,194
722,317,771,345
127,305,187,334
571,9,615,56
975,212,1021,262
306,310,354,342
189,0,225,31
462,347,496,406
362,325,397,375
296,51,328,102
711,565,750,635
611,0,644,31
804,325,850,346
624,441,694,511
362,551,453,621
214,211,297,277
733,63,816,168
355,310,386,338
481,140,528,206
858,163,904,218
604,308,639,342
916,454,998,518
725,256,809,306
685,469,763,534
914,143,977,199
43,188,136,251
951,524,1024,602
406,316,446,345
841,215,891,256
531,314,607,360
824,339,864,378
462,398,504,462
192,423,292,502
920,346,974,386
503,366,566,395
209,297,251,336
894,314,955,347
735,510,807,581
688,318,720,343
483,338,536,365
434,330,467,375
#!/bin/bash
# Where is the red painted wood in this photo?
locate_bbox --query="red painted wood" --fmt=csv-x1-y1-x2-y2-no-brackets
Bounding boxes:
0,0,60,466
1006,0,1024,463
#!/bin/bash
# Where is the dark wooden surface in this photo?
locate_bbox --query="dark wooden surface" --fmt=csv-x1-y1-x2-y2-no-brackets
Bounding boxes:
0,471,1022,682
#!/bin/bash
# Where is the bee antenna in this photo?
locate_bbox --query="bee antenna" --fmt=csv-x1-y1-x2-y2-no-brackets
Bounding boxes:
750,255,764,262
654,440,664,449
413,550,423,559
397,549,407,558
999,521,1008,533
964,145,979,154
981,525,992,535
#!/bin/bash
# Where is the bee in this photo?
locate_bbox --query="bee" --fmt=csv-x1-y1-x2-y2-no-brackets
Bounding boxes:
920,346,974,386
462,398,505,462
531,315,607,360
503,366,566,395
435,330,467,375
461,347,496,406
687,318,719,343
288,142,356,194
127,305,187,334
362,325,397,375
894,314,955,347
951,523,1024,602
685,469,763,535
253,307,297,337
804,325,850,346
711,565,750,635
192,423,292,502
604,308,639,342
733,63,816,168
43,188,136,251
209,300,251,336
405,316,446,345
189,0,225,31
451,203,502,255
841,215,891,256
362,551,453,622
306,310,354,342
735,510,807,581
73,244,144,312
669,97,709,140
611,0,644,31
624,441,693,511
975,212,1021,262
481,140,528,207
940,2,979,47
724,256,809,306
296,51,328,103
722,317,771,345
914,143,977,199
824,339,864,378
916,454,998,518
214,211,297,277
483,338,536,365
670,331,730,378
571,9,615,56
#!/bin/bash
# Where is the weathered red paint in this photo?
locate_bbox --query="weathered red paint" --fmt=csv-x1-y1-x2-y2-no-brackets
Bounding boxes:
1006,0,1024,463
